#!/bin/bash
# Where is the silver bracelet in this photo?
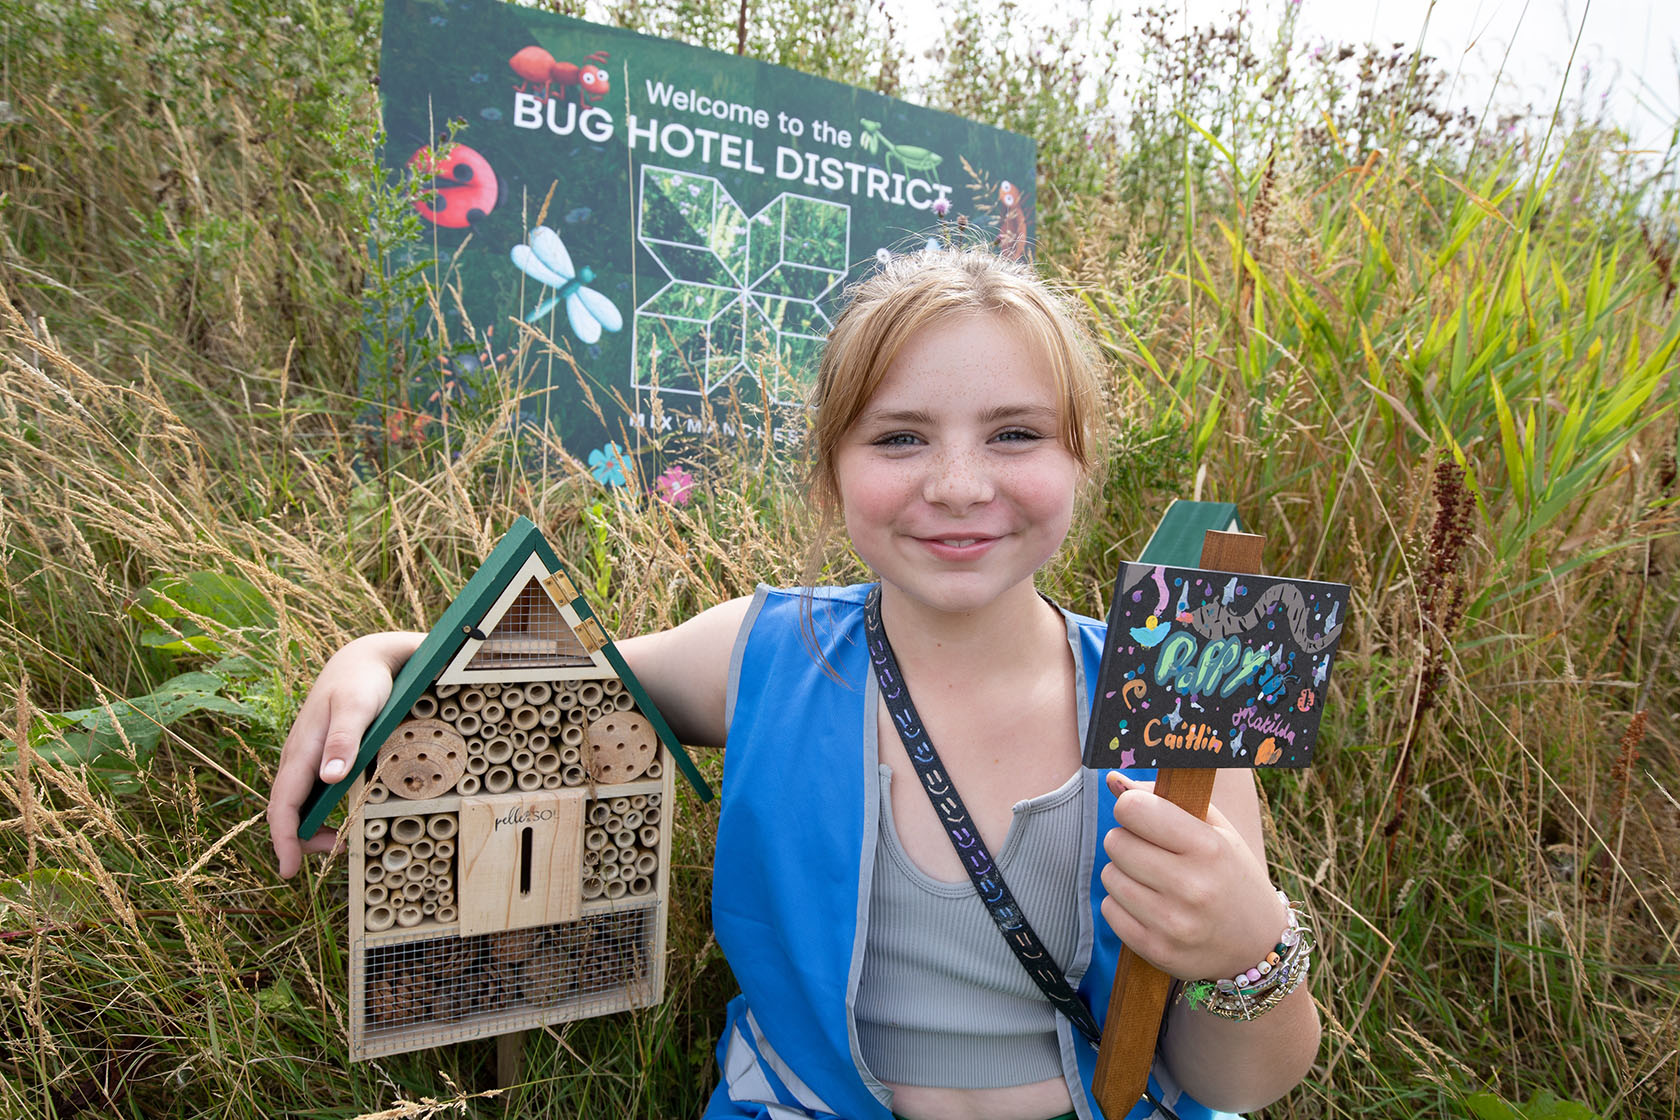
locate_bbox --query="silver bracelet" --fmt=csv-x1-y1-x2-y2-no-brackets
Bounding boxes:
1178,890,1314,1022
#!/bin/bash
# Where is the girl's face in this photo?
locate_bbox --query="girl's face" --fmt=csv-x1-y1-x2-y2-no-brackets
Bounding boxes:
834,312,1081,618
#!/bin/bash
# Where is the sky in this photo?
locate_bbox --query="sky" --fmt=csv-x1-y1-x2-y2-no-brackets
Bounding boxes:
894,0,1679,156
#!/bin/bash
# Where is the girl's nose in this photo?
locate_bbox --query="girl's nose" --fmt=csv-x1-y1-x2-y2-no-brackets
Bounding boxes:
922,448,995,510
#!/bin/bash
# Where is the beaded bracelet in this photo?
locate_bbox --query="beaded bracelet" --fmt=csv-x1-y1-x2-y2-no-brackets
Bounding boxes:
1178,890,1314,1022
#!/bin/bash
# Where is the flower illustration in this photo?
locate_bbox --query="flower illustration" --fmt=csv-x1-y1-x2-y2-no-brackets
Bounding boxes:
588,442,628,487
932,197,951,218
654,465,696,506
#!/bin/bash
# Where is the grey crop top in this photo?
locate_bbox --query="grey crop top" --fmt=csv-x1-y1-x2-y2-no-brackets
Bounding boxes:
854,764,1085,1088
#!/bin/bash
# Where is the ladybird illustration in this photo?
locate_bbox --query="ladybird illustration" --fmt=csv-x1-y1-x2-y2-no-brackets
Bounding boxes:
409,142,499,229
1296,687,1316,712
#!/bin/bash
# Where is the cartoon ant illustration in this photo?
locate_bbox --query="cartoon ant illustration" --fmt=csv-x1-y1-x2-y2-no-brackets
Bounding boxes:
995,180,1027,260
509,46,610,104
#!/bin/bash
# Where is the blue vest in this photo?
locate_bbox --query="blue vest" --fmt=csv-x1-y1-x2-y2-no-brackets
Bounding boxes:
706,585,1233,1120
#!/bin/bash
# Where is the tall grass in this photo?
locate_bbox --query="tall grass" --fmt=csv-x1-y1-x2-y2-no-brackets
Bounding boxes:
3,0,1677,1117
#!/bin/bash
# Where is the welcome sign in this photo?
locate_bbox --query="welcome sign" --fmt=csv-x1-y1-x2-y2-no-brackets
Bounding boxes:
377,0,1036,471
1084,565,1350,770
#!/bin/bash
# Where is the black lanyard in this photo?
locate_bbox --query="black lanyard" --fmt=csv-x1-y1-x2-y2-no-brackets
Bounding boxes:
863,586,1102,1046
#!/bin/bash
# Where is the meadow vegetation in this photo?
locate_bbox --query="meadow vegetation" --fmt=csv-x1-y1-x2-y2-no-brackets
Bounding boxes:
2,0,1677,1116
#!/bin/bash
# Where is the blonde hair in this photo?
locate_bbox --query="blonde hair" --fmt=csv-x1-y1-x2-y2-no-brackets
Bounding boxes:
806,247,1101,516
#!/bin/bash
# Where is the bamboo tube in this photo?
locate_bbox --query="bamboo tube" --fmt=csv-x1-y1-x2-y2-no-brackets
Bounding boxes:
434,839,454,859
381,847,411,872
639,826,659,849
457,774,481,795
366,884,389,905
435,682,460,699
565,705,586,725
403,880,425,900
366,783,389,803
512,705,540,731
436,905,457,923
614,692,634,711
585,827,608,851
524,682,552,705
630,875,652,895
422,876,437,891
460,688,486,713
365,818,389,840
438,700,461,722
563,764,586,786
365,838,386,857
483,683,502,698
535,751,561,774
604,880,627,899
466,754,488,774
484,738,513,764
481,701,505,724
543,774,562,789
648,792,662,807
410,838,434,861
501,685,525,707
582,877,604,900
455,711,481,736
604,814,624,833
429,857,451,876
610,797,631,815
622,809,643,830
614,829,635,849
404,861,428,882
561,725,584,747
365,905,395,931
600,862,621,881
643,808,661,827
539,705,561,727
512,749,535,771
529,731,549,751
630,795,648,810
582,848,600,868
578,682,603,706
588,802,612,825
560,744,582,764
484,766,514,794
391,816,425,844
646,759,663,779
423,887,439,902
426,813,457,840
422,900,437,916
438,890,454,907
365,863,386,883
396,905,423,927
410,694,438,719
585,704,605,721
635,852,658,875
602,678,623,695
517,770,542,791
509,728,528,749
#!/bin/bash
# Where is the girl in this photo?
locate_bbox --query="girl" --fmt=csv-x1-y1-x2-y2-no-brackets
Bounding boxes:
268,249,1320,1120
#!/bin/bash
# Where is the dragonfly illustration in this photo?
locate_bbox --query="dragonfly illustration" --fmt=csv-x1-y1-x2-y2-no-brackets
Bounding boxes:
511,225,623,344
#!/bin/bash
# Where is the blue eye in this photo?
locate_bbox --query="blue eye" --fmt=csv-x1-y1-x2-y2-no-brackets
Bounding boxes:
873,432,921,447
995,428,1044,442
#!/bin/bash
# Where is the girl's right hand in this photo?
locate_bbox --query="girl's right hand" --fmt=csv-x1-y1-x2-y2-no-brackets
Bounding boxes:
266,631,426,878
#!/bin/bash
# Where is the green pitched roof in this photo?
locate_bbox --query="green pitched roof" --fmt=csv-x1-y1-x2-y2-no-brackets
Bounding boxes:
1137,499,1244,566
295,517,713,839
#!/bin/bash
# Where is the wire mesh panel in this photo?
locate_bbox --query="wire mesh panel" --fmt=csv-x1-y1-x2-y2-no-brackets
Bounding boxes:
352,906,659,1058
467,580,594,671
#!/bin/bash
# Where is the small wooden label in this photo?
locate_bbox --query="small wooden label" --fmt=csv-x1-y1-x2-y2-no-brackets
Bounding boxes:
458,790,587,936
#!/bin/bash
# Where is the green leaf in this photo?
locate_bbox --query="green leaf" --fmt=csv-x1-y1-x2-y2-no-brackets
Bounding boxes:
130,571,275,656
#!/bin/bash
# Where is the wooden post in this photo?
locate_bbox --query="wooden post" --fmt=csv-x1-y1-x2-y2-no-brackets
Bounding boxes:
496,1030,525,1090
1092,529,1265,1116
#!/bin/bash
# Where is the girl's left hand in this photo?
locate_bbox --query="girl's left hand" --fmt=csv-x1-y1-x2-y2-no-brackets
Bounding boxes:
1099,771,1288,981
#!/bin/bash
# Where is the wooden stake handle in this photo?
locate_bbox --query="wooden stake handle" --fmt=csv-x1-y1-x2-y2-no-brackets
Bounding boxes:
1092,529,1264,1116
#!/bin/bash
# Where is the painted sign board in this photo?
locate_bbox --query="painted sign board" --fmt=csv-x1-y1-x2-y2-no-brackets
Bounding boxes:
1084,564,1350,770
376,0,1036,473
